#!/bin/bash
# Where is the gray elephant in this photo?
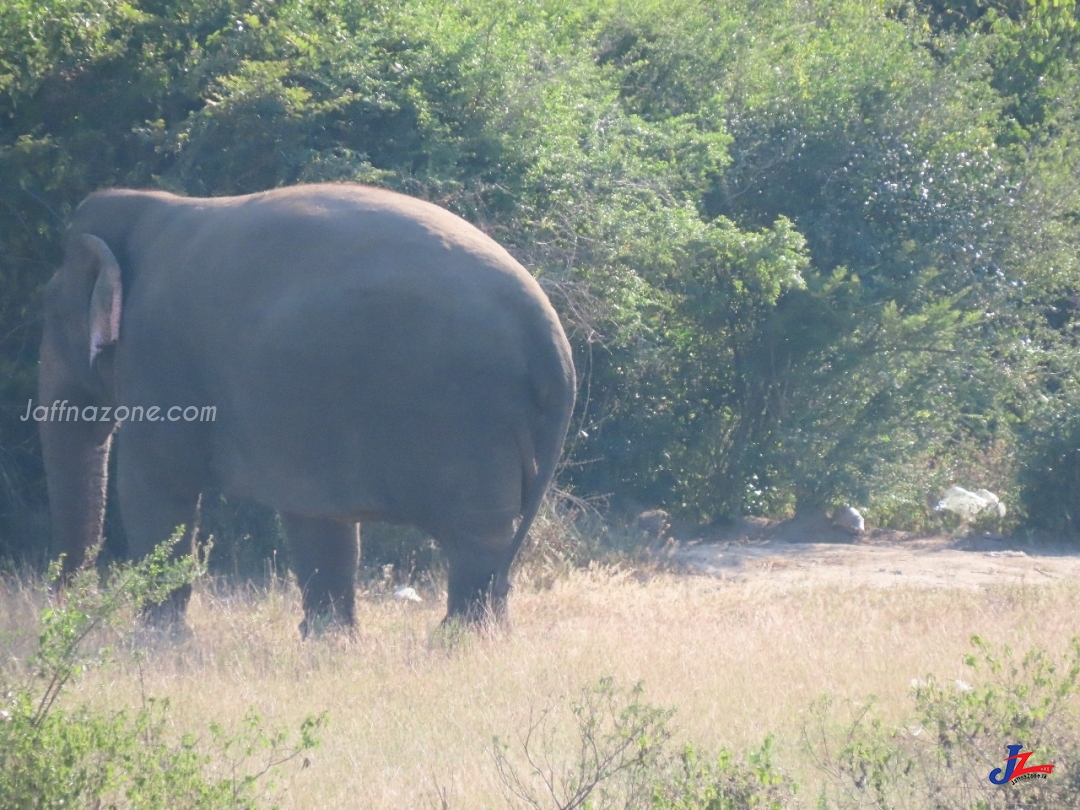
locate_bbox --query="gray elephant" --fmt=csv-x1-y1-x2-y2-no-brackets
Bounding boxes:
37,183,575,633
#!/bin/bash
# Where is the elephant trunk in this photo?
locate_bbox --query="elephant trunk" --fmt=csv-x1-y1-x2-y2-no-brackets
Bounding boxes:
40,416,114,575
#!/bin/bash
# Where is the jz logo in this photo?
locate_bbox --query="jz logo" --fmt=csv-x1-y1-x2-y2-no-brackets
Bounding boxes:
988,744,1054,784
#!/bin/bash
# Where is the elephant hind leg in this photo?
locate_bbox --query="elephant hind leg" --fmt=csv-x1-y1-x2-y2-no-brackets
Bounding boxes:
282,514,358,636
442,523,516,624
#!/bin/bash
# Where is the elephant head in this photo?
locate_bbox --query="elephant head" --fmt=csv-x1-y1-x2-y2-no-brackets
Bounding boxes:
38,234,123,573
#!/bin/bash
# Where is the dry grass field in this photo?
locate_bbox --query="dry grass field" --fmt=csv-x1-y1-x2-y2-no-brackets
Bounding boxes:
4,538,1080,808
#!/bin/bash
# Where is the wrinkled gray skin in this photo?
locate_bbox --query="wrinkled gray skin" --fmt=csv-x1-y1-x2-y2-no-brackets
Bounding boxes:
39,184,575,634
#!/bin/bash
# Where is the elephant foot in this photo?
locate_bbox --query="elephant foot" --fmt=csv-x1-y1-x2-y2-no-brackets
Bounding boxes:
435,598,512,654
130,619,194,648
440,604,496,627
138,583,192,630
282,514,358,639
298,582,356,639
444,562,512,628
298,602,356,639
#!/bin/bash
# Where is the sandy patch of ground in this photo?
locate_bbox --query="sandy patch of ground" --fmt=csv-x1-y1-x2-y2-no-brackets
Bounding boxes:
671,515,1080,590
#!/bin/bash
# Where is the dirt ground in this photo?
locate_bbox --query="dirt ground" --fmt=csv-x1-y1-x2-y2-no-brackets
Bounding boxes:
670,514,1080,590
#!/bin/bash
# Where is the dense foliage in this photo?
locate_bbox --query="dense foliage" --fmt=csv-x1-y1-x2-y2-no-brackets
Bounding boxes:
2,0,1079,561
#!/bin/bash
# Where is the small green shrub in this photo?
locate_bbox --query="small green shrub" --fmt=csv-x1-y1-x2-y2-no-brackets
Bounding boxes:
0,538,323,810
491,677,797,810
806,636,1080,809
652,737,793,810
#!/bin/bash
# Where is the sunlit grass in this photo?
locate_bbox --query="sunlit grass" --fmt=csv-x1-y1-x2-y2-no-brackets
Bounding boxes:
3,565,1080,808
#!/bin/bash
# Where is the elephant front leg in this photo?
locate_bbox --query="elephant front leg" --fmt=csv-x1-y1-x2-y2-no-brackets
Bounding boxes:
116,456,202,627
282,514,359,636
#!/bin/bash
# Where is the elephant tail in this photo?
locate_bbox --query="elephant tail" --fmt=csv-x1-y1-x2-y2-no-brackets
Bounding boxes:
498,342,576,592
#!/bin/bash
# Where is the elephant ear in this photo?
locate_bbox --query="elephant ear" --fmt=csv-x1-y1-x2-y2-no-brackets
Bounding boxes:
83,234,123,367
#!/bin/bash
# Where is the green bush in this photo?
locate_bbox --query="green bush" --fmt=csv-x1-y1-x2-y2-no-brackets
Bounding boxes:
491,677,796,810
1019,403,1080,537
0,538,323,809
807,636,1080,809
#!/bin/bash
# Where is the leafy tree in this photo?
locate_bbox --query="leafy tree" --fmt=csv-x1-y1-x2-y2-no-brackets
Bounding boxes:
2,0,1080,557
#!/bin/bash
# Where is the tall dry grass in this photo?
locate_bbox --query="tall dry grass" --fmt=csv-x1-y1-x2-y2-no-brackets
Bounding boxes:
3,564,1079,808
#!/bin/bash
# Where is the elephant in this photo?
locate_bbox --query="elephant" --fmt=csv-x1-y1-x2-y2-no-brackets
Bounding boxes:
37,183,576,633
